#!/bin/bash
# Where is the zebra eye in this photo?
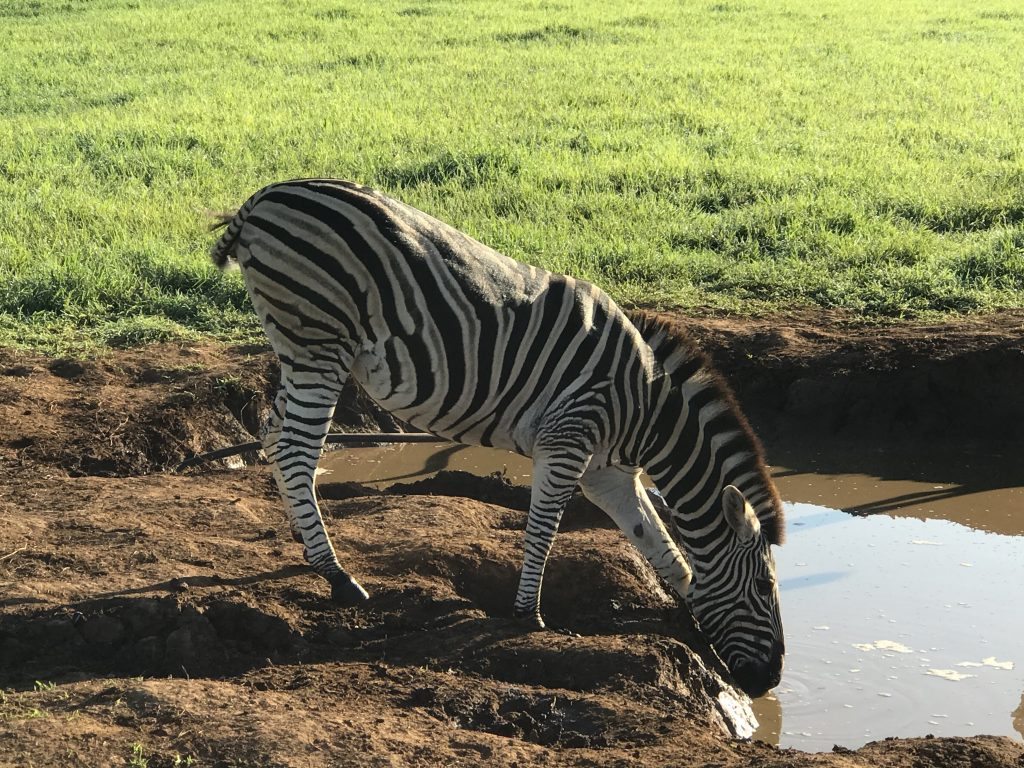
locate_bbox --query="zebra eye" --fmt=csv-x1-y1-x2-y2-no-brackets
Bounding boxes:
755,577,773,596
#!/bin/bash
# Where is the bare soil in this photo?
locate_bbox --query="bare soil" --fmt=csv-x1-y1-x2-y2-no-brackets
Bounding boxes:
2,309,1022,767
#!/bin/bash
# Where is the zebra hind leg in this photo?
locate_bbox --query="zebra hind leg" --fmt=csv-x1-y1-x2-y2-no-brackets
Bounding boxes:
264,372,369,605
261,385,302,544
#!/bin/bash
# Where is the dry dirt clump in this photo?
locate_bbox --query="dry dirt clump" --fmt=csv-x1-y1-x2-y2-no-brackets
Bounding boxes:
2,311,1024,767
0,344,400,477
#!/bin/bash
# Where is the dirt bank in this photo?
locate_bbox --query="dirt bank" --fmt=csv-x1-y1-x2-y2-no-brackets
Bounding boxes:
662,307,1024,445
1,309,1022,767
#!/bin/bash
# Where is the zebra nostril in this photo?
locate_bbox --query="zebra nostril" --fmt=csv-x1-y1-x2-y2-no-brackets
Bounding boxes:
766,641,785,688
771,639,785,665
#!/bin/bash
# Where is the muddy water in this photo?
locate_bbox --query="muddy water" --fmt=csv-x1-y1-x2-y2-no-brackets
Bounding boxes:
319,441,534,488
319,442,1024,752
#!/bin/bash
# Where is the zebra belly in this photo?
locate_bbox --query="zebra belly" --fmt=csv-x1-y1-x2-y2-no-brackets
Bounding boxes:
349,347,538,457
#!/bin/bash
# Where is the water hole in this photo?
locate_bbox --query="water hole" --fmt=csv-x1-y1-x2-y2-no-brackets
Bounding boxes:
318,440,1024,752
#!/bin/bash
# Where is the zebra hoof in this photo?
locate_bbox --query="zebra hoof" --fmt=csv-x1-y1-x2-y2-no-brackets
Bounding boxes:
513,610,546,631
329,573,370,605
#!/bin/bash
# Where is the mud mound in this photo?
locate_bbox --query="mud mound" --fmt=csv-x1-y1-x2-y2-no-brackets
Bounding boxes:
1,473,768,765
378,469,610,529
0,345,273,476
321,495,675,628
389,469,532,510
0,484,707,692
318,469,610,535
0,345,399,477
1,596,300,679
402,679,686,749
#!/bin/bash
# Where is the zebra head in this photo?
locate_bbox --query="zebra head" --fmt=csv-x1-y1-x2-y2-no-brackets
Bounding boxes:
685,485,784,698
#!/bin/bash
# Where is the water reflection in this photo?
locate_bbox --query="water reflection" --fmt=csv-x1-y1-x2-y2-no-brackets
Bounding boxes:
768,439,1024,537
751,691,782,745
382,443,468,484
1015,694,1024,739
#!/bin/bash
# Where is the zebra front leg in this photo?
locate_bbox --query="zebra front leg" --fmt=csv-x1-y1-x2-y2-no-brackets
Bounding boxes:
513,451,588,629
580,465,692,600
264,377,369,605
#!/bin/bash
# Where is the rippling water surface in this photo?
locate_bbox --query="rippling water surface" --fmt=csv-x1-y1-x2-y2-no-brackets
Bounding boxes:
753,501,1023,751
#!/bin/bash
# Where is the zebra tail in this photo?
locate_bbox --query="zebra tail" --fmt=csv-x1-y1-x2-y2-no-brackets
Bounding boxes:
209,208,248,271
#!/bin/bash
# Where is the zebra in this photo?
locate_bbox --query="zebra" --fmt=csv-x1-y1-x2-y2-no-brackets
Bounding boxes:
210,178,786,696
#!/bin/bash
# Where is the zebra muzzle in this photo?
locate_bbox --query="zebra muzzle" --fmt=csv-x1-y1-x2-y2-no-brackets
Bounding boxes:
731,639,785,698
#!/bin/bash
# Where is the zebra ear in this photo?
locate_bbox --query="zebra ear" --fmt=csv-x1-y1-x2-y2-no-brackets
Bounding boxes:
723,485,761,543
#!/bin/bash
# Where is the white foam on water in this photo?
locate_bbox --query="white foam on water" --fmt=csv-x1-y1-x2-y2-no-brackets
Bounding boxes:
851,640,915,654
957,658,1015,671
926,669,976,682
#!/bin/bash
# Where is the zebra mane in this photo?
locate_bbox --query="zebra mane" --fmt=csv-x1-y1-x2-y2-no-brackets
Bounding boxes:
626,309,786,545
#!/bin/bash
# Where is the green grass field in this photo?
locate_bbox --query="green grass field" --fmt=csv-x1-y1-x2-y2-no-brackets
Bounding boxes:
2,0,1023,351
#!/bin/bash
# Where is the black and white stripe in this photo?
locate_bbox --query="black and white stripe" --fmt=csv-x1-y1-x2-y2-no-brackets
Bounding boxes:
211,178,786,695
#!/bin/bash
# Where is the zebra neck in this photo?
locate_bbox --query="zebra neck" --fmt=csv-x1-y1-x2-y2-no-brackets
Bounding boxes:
639,373,770,552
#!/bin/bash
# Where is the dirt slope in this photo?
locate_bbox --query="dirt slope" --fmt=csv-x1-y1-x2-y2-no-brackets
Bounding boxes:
2,310,1022,767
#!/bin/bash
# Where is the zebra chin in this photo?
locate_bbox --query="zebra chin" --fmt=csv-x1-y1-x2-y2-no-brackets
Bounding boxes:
729,640,785,698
